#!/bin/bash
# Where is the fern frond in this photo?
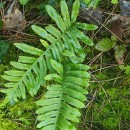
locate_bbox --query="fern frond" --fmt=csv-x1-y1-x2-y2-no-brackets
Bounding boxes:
1,43,47,101
36,60,89,130
32,0,98,63
1,37,67,101
1,0,97,129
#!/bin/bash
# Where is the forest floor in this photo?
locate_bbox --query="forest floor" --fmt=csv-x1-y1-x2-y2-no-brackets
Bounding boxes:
0,0,130,130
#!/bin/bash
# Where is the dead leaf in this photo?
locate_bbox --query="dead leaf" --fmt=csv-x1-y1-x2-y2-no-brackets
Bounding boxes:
2,8,26,31
110,20,122,39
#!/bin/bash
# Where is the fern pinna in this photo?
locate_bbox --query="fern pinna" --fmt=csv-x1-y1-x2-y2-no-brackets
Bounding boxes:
1,0,97,129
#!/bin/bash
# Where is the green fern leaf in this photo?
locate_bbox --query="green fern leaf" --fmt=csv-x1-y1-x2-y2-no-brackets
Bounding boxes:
61,0,71,27
44,74,63,83
71,0,80,23
31,25,57,43
46,5,66,32
15,43,43,56
40,39,49,48
50,59,63,76
45,25,61,38
36,61,89,130
75,22,98,30
71,27,94,46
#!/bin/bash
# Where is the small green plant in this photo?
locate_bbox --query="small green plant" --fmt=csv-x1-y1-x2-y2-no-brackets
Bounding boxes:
19,0,28,5
120,65,130,75
95,35,117,52
81,0,118,9
82,0,101,8
111,0,118,4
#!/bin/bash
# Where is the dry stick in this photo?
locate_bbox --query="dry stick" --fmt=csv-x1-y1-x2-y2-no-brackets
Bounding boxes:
112,71,122,87
125,123,130,129
99,53,103,73
96,99,109,115
100,87,116,114
90,77,122,83
91,64,118,73
25,16,44,30
4,0,12,12
103,11,130,23
1,32,39,43
122,123,130,130
87,52,103,65
124,51,130,62
85,122,101,130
